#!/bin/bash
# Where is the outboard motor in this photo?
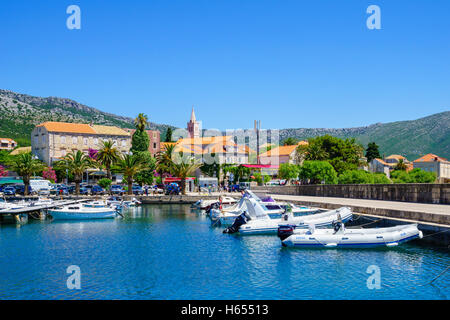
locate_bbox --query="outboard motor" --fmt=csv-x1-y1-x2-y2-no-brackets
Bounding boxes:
223,211,250,234
278,224,296,241
332,220,342,233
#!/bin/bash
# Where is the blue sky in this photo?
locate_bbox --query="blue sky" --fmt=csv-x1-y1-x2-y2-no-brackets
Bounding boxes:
1,0,449,130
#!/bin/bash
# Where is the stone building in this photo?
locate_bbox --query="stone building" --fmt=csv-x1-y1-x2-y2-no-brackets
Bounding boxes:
126,129,160,157
32,122,131,165
413,153,450,183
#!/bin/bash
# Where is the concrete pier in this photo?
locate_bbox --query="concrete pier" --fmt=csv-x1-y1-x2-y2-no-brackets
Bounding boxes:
267,195,450,226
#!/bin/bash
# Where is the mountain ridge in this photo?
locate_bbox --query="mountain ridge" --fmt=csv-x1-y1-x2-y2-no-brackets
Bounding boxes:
0,89,448,160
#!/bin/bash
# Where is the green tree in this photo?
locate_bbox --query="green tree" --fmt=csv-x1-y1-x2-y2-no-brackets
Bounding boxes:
337,170,391,184
131,113,150,154
299,160,337,184
281,137,299,146
393,159,408,171
55,151,92,195
134,152,156,185
200,153,221,178
305,135,364,174
278,163,299,184
114,154,145,195
97,140,121,179
165,127,173,142
10,153,44,195
98,178,112,190
170,158,202,195
391,168,436,183
365,142,381,163
156,143,176,176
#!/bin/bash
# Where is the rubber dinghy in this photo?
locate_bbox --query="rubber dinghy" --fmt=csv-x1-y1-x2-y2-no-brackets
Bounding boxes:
223,198,353,235
278,223,423,248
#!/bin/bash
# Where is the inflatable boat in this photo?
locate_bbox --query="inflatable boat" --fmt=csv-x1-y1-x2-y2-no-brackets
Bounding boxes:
278,223,422,248
223,198,353,235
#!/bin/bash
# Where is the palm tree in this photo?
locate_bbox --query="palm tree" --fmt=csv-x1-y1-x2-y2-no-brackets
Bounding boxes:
115,154,145,195
394,159,408,171
156,143,176,176
305,143,329,161
170,158,201,195
134,113,148,131
56,150,92,195
10,153,44,196
97,140,121,179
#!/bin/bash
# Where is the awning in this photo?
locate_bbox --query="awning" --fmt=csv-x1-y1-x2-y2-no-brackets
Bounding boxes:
89,171,107,176
0,179,23,185
241,164,279,169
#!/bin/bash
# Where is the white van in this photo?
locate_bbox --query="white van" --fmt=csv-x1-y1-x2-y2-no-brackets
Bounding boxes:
30,179,52,192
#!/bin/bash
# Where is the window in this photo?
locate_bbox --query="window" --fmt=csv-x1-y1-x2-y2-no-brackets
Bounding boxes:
61,135,66,143
72,136,77,144
153,143,157,149
121,139,126,147
84,137,88,145
94,138,98,145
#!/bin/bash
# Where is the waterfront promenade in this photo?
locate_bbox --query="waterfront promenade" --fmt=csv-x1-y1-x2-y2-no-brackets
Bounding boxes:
268,194,450,226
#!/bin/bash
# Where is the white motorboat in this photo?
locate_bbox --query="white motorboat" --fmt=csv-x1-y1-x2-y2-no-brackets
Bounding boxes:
223,198,353,235
209,192,293,223
48,204,118,220
278,223,423,248
195,196,237,210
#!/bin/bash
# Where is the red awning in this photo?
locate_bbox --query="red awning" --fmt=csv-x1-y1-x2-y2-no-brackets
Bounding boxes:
163,177,195,182
241,164,279,169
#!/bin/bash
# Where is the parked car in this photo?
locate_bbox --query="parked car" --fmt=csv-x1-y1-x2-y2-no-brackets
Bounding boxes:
3,186,16,196
150,185,164,194
38,188,51,196
110,184,124,195
14,184,34,195
55,186,69,196
78,187,89,195
132,185,143,195
91,185,104,195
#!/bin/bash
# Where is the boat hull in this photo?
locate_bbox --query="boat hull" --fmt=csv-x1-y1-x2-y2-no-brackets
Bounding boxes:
282,225,423,248
48,209,117,220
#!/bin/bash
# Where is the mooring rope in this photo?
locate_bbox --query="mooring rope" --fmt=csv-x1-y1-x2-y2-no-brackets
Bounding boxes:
429,266,450,285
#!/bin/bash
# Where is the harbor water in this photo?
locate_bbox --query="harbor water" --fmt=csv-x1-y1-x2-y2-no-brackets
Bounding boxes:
0,204,448,300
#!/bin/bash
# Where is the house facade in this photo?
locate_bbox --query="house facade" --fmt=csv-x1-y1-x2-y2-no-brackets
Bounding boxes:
0,138,17,151
32,122,131,165
258,141,308,166
413,153,450,183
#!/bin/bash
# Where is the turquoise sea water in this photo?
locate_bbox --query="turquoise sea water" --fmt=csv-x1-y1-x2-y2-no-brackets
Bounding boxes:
0,204,448,300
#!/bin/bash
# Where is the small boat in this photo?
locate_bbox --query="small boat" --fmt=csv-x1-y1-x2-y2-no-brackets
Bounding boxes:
48,204,118,220
196,196,237,210
223,198,353,235
278,222,423,248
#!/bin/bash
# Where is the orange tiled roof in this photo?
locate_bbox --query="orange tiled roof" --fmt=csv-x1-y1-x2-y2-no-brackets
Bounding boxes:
92,125,130,136
385,154,407,160
414,153,448,163
37,122,129,136
0,138,16,143
259,141,308,157
37,122,97,134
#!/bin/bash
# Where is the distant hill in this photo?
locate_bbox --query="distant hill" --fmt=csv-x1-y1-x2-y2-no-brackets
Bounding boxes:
0,89,174,145
278,111,450,160
0,89,448,160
